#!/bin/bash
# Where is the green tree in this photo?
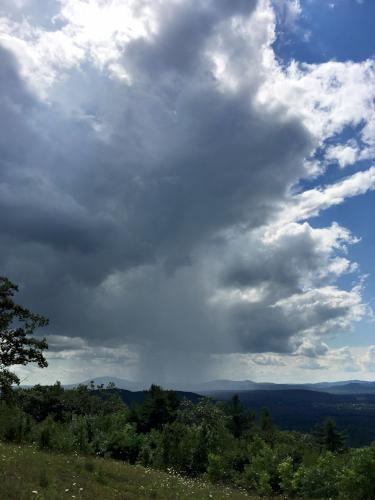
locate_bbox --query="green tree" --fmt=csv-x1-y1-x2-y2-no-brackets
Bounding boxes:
260,408,275,444
226,394,253,438
131,385,180,433
0,277,48,400
313,418,347,453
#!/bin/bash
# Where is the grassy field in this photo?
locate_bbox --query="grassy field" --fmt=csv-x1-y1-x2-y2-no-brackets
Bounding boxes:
0,442,255,500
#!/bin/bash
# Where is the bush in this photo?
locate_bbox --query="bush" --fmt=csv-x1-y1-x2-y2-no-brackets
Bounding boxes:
240,437,276,495
338,444,375,499
277,456,294,496
106,423,140,463
37,417,75,452
138,429,163,467
72,416,92,454
0,404,33,443
293,452,340,498
207,453,227,482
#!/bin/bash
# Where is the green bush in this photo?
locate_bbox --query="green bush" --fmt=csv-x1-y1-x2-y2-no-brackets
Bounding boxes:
72,415,92,454
106,423,140,463
338,444,375,499
207,453,227,482
240,437,277,495
277,456,294,495
293,452,340,498
0,404,33,443
138,429,163,467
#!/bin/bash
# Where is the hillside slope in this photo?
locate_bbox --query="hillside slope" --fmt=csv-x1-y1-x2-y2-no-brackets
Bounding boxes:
0,442,254,500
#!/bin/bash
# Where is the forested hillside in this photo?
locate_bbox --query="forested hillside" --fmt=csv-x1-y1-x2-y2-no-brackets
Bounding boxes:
1,382,375,499
207,389,375,447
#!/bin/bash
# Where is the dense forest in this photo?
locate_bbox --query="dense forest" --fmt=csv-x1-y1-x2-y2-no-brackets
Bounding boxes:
1,382,375,499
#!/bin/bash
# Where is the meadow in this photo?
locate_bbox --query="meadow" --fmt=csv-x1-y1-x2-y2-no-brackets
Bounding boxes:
0,441,253,500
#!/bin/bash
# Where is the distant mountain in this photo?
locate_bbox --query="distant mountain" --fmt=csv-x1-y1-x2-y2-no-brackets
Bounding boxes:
317,381,375,395
196,379,375,395
62,376,375,395
177,379,260,392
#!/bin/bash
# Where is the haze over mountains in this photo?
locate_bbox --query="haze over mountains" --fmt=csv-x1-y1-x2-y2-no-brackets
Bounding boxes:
69,377,375,395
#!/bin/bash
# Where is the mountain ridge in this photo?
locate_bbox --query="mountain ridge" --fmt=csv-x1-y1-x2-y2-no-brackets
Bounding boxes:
59,376,375,395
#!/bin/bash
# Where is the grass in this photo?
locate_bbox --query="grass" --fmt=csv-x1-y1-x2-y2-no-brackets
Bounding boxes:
0,442,255,499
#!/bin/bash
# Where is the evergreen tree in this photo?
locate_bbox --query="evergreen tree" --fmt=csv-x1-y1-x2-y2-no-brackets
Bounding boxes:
313,418,347,453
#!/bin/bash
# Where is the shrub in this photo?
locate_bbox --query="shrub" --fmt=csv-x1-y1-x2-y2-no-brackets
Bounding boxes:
0,404,33,443
38,417,56,450
207,453,227,482
338,444,375,499
106,423,140,463
240,437,276,495
293,452,340,498
72,416,92,454
138,429,163,467
277,456,295,496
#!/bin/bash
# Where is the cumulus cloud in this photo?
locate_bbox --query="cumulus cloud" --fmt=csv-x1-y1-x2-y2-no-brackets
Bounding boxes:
252,354,286,366
294,337,329,358
326,141,360,169
0,0,374,383
361,345,375,371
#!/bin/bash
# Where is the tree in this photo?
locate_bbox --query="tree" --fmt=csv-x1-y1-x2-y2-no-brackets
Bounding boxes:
131,385,180,433
225,394,253,438
0,277,48,400
260,407,275,444
313,418,347,453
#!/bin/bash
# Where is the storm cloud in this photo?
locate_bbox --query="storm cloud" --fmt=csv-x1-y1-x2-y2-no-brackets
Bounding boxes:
1,0,374,383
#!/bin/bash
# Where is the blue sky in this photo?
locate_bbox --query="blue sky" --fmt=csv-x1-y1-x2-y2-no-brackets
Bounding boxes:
274,0,375,352
1,0,375,384
275,0,375,64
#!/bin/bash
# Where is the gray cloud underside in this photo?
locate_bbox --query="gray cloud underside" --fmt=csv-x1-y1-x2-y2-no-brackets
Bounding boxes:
0,0,372,381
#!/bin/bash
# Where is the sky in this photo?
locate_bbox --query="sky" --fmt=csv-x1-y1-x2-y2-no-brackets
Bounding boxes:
1,0,375,385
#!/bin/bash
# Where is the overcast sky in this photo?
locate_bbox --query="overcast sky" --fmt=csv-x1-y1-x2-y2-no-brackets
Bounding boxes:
1,0,375,385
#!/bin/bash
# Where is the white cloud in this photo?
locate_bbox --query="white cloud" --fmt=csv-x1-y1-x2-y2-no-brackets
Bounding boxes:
361,345,375,371
280,167,375,223
252,353,286,366
294,337,329,358
326,141,360,168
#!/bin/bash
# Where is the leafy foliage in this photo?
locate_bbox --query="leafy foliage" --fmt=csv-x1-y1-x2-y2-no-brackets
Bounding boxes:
0,277,48,398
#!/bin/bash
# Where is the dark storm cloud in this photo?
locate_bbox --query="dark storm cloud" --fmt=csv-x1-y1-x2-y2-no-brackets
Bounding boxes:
0,47,38,165
0,0,367,381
